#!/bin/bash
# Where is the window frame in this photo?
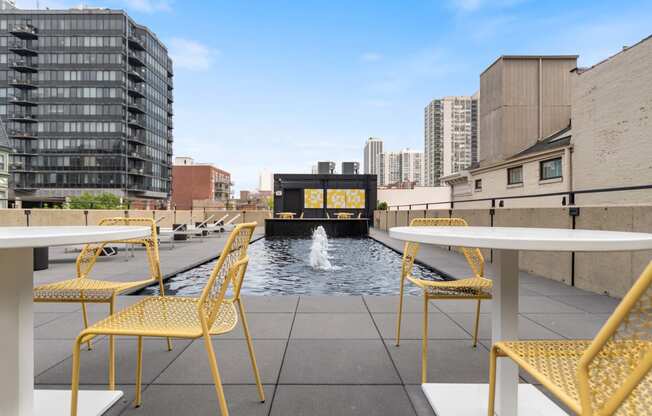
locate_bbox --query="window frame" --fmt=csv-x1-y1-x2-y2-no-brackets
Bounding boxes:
507,165,523,185
539,157,562,181
474,179,482,191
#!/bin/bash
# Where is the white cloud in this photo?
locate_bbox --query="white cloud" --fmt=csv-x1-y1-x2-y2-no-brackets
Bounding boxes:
360,52,383,62
15,0,78,8
15,0,172,11
168,38,217,71
121,0,171,13
449,0,527,12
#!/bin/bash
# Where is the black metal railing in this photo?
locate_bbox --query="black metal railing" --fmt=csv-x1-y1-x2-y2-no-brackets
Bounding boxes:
386,184,652,211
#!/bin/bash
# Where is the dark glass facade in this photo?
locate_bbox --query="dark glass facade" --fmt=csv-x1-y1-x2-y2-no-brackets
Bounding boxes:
0,9,173,206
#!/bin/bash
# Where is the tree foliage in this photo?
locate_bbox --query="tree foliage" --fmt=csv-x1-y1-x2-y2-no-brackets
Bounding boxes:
66,193,125,209
376,201,388,210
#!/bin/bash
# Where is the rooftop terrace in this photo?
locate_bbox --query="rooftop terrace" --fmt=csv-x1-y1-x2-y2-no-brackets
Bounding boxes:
32,228,620,415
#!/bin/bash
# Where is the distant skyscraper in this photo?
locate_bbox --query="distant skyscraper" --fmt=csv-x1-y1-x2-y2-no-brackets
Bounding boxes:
400,149,424,186
258,169,273,192
363,137,383,176
379,148,424,187
379,151,400,186
424,95,478,186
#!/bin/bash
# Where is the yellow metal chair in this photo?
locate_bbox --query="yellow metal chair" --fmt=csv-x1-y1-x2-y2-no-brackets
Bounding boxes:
70,222,265,416
488,261,652,416
34,217,172,355
396,217,492,383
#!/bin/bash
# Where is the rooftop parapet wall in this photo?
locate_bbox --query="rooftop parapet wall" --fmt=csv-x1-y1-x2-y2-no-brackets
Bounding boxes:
375,206,652,298
0,209,271,228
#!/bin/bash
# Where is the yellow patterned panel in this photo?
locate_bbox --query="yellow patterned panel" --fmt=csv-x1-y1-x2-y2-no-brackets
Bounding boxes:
327,189,346,209
345,189,365,209
304,189,323,208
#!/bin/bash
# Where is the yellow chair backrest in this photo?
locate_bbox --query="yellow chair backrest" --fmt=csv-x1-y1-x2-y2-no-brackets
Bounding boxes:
197,222,257,332
402,217,484,279
75,217,161,283
577,260,652,415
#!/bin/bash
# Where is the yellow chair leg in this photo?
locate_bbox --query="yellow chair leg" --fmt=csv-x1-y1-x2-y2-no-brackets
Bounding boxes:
70,337,83,416
396,276,405,347
488,346,498,416
134,336,143,407
473,299,482,348
236,299,265,402
157,276,174,352
81,302,92,351
108,298,115,390
203,334,230,416
422,294,429,384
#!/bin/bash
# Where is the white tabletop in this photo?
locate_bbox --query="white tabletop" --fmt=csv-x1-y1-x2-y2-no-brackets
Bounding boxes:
389,226,652,252
0,226,150,249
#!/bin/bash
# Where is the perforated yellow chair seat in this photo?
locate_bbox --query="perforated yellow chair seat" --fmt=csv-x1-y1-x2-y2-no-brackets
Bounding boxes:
407,275,493,299
79,296,239,338
494,339,652,415
34,278,153,302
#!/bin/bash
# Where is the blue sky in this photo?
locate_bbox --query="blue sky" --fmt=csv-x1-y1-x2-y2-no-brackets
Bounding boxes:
16,0,652,191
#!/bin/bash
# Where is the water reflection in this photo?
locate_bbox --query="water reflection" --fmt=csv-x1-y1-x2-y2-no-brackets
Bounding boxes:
141,237,444,296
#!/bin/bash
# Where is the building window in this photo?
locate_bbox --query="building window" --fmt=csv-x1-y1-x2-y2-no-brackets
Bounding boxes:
540,157,562,180
0,154,4,172
507,166,523,185
474,179,482,190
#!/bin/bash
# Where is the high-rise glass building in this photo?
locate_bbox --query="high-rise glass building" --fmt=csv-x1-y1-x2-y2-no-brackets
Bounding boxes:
424,94,478,186
0,7,173,207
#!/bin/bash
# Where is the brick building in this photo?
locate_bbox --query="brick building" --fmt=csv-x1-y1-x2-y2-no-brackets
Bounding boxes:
170,157,231,210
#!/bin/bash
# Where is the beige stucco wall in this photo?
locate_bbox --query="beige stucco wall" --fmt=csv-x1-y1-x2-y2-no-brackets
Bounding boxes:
377,186,450,209
375,206,652,297
571,38,652,206
464,148,570,208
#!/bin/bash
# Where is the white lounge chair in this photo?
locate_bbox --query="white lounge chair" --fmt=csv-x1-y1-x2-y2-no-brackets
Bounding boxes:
206,214,229,233
221,214,241,232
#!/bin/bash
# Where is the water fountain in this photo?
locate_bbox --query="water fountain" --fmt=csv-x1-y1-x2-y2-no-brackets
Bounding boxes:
309,226,334,270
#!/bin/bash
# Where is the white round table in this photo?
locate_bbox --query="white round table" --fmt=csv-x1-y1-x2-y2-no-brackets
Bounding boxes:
389,226,652,416
0,226,150,416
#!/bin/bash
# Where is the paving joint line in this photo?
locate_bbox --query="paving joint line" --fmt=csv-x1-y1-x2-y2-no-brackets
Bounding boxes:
362,295,420,416
265,294,300,416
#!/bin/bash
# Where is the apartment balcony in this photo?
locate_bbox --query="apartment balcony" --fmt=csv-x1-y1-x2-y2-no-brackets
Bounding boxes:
9,60,38,73
127,132,146,144
127,82,146,98
8,41,38,56
9,95,37,106
9,129,37,140
11,146,37,155
166,103,173,115
9,78,37,89
129,151,147,161
128,167,146,176
128,35,146,51
127,117,146,130
7,113,37,123
128,67,146,83
128,51,146,67
127,99,146,114
9,24,38,40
